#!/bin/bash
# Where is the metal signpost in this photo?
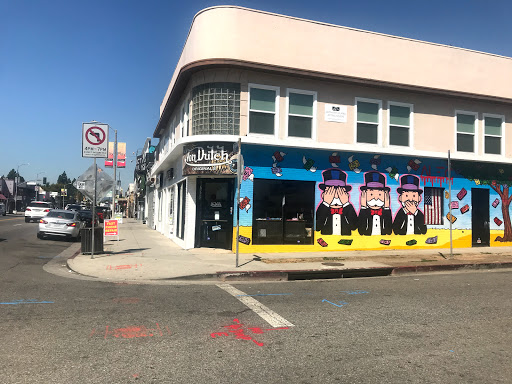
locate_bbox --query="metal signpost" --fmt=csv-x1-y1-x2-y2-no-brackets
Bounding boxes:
235,138,243,268
82,121,109,259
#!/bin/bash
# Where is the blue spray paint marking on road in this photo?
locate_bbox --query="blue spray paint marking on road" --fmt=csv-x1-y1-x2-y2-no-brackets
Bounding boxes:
340,290,369,295
322,299,348,307
236,293,292,297
0,299,54,305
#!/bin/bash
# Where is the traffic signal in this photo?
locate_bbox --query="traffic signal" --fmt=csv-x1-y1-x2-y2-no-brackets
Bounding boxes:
42,177,47,184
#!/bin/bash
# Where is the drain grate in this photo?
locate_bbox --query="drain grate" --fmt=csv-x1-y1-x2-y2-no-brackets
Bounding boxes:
322,262,345,266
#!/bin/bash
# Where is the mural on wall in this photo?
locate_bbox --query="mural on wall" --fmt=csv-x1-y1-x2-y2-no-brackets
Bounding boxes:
315,169,357,236
358,171,392,236
392,175,428,235
453,161,512,243
233,145,510,252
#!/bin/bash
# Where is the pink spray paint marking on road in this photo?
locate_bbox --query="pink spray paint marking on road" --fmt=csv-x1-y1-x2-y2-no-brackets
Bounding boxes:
106,264,142,270
210,318,289,347
89,323,171,339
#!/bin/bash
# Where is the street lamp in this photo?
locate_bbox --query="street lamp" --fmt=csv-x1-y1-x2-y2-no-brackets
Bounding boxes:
14,163,29,213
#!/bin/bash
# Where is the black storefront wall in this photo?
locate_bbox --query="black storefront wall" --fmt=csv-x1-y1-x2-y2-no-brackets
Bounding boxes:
195,178,234,248
252,179,315,245
183,141,238,249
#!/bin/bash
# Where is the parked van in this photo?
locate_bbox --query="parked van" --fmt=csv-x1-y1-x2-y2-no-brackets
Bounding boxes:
0,202,6,216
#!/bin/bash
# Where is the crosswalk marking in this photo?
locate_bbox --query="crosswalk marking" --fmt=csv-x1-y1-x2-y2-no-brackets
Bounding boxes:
216,283,294,328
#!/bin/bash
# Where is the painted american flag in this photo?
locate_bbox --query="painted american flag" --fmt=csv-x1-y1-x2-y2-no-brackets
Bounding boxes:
424,187,444,225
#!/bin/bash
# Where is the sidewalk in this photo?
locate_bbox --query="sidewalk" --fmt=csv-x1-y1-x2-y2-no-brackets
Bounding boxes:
67,219,512,282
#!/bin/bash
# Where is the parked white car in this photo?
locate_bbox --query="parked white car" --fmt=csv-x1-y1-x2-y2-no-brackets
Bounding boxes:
0,202,6,216
37,209,85,240
25,201,53,222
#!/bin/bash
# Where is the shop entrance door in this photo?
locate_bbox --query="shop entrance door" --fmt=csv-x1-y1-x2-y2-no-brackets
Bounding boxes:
196,179,234,249
471,188,490,247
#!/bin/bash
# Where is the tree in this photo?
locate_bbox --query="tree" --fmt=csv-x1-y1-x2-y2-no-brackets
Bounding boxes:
57,171,70,185
453,160,512,242
7,168,25,182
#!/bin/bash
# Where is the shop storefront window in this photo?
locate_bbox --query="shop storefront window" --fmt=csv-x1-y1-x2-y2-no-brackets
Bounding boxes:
176,181,186,240
252,179,315,244
191,82,240,136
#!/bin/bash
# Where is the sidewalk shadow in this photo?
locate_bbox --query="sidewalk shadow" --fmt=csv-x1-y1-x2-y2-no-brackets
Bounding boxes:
237,256,263,268
104,248,150,255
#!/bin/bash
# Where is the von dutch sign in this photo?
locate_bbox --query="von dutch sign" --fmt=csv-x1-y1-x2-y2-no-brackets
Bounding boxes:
183,142,237,176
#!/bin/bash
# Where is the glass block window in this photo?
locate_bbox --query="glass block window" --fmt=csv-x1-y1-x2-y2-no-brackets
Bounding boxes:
288,90,316,138
484,115,503,155
356,99,381,144
249,85,279,135
456,112,476,153
191,83,240,135
389,103,411,147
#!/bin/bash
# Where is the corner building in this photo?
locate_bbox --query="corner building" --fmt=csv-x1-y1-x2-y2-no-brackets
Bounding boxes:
149,6,512,253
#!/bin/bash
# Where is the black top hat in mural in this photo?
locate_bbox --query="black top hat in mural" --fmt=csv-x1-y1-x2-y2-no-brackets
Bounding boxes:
360,171,390,192
397,174,423,194
319,169,352,191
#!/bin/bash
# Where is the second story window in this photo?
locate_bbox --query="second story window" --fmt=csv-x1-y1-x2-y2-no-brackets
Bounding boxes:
191,83,240,135
389,103,412,147
483,114,503,155
249,85,279,135
356,98,381,145
456,111,477,153
287,89,316,139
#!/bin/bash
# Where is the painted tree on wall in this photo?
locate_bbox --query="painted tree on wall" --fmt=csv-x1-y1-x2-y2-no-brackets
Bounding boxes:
453,160,512,242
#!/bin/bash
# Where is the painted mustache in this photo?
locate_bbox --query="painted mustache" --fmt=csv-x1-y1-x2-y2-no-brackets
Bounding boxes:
367,198,384,207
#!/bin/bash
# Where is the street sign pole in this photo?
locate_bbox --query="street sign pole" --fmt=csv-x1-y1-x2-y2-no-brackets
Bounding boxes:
92,158,97,259
82,121,109,259
235,138,242,268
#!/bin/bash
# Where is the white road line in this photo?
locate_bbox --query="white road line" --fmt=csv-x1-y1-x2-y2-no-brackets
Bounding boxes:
216,283,294,328
13,224,22,227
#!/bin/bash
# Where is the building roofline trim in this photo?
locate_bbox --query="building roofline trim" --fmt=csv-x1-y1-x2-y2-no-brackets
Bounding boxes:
153,58,512,138
193,6,512,61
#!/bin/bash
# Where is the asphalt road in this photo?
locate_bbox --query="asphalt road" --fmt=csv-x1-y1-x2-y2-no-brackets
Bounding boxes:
1,215,511,383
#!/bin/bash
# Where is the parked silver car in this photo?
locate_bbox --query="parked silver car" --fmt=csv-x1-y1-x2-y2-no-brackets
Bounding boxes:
37,209,85,240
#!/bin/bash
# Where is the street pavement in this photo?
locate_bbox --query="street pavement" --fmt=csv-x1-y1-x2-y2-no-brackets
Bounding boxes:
2,213,512,383
68,218,512,283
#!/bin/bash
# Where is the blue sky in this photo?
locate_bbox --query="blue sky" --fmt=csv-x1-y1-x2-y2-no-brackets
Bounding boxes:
1,0,511,191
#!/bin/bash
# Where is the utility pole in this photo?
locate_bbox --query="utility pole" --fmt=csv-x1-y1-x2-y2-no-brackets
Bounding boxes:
112,129,118,218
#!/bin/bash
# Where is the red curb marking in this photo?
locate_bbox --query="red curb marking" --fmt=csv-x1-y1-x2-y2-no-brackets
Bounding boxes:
210,318,289,347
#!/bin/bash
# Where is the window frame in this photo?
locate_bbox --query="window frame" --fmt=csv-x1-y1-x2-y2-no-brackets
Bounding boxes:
482,113,505,157
247,83,280,138
285,88,317,140
354,97,382,146
455,110,478,154
423,187,445,226
387,101,413,148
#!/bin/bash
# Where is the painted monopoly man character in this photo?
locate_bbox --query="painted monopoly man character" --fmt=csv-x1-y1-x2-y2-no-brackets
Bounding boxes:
358,171,393,236
392,174,428,235
316,169,357,236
